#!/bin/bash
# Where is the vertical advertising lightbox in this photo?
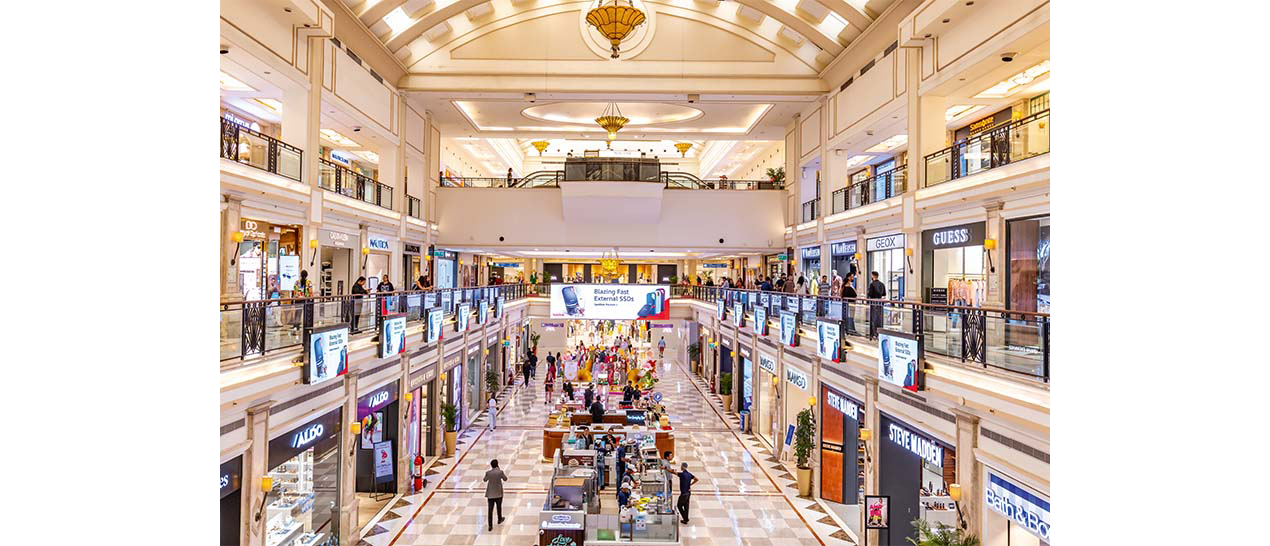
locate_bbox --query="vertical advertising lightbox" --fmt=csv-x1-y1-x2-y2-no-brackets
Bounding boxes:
496,297,504,318
780,310,799,347
456,303,470,332
816,319,842,362
754,307,768,336
426,308,443,344
733,301,745,327
877,329,922,392
379,313,407,358
304,324,349,385
717,298,726,321
477,301,488,325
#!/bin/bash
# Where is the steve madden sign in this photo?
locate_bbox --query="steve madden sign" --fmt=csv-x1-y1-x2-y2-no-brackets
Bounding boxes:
887,422,943,467
866,234,905,252
924,222,985,250
826,391,859,420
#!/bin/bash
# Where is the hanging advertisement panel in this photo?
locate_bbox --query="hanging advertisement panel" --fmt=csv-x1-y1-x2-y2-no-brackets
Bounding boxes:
427,309,443,344
816,320,841,361
754,307,768,336
456,303,470,331
549,284,671,320
877,329,922,392
780,311,800,347
379,313,407,358
304,324,349,385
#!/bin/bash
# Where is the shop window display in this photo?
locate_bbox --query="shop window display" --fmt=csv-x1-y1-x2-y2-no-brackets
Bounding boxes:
1008,216,1050,314
264,410,342,546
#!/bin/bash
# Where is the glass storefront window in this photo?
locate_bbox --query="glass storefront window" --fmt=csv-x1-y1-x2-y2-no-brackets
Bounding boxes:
265,447,339,546
1008,216,1051,313
466,355,481,418
868,248,905,300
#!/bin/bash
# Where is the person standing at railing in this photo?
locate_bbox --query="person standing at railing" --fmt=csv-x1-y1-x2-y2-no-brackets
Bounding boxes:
376,276,394,293
867,271,886,340
292,270,312,298
844,273,859,335
350,277,368,331
415,276,430,291
506,168,514,187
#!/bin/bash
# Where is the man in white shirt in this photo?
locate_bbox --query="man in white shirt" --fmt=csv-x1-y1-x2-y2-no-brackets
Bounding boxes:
487,396,497,430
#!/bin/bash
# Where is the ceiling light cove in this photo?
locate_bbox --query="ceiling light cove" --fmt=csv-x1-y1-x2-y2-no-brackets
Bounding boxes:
523,102,702,126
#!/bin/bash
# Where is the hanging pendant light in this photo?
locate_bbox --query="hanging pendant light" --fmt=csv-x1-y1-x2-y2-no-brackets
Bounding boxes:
585,0,647,59
595,102,629,142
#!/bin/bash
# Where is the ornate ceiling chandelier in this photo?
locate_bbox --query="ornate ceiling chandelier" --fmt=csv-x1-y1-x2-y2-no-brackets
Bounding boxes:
585,0,646,59
674,142,692,157
595,102,629,145
599,248,621,274
531,140,550,156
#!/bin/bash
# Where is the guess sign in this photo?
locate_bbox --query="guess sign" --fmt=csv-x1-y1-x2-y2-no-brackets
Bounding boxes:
924,222,985,250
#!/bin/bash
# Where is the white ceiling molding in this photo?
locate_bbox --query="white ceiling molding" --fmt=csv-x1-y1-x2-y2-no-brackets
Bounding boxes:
359,0,409,26
736,5,765,24
796,0,831,22
779,26,807,46
731,0,843,55
465,2,493,21
423,20,452,41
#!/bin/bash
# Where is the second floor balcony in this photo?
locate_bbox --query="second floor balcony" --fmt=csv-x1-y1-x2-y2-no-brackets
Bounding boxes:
925,109,1050,187
319,158,394,211
830,165,907,214
802,198,820,223
220,117,302,181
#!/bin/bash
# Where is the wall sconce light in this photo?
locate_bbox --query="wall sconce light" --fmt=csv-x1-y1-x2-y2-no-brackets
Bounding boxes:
362,246,370,270
254,476,275,521
905,247,914,274
229,232,245,265
948,482,968,530
404,392,413,402
350,421,362,435
808,396,816,406
858,427,872,442
309,239,319,266
440,372,447,381
772,375,781,386
983,238,997,273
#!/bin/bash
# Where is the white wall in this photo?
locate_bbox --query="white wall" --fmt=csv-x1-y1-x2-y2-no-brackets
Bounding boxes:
435,187,786,250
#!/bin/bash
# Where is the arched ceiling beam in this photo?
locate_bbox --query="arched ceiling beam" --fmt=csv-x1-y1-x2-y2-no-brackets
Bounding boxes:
818,0,874,30
359,0,409,26
732,0,843,55
385,0,490,52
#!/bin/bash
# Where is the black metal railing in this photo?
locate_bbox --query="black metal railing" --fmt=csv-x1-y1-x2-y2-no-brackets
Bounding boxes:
220,117,303,181
407,196,422,219
925,109,1050,187
220,283,530,362
830,165,908,214
563,157,662,182
801,198,820,222
439,171,782,190
318,158,394,210
676,284,1050,382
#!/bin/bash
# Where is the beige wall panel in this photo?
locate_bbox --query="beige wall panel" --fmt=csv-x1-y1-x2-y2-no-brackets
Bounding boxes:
451,12,598,60
333,50,395,131
837,53,894,132
634,14,774,62
222,0,297,65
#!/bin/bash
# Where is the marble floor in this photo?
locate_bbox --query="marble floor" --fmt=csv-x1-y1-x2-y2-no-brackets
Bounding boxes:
362,338,857,546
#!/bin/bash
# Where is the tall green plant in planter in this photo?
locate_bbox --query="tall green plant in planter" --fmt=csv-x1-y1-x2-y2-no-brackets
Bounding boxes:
440,402,459,456
486,367,500,396
687,342,701,369
530,332,541,354
794,407,816,496
719,372,733,413
906,520,980,546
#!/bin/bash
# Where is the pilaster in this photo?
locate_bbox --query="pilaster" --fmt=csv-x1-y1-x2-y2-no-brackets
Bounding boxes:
397,352,412,493
862,378,880,546
242,401,272,546
222,195,243,301
337,374,360,545
953,410,983,538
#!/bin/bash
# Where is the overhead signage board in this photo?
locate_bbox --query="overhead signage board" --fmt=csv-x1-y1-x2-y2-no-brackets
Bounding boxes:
368,235,392,252
886,420,943,467
924,222,986,250
304,324,349,385
985,468,1051,542
801,246,821,259
877,329,922,392
830,241,857,256
758,353,777,375
549,284,670,320
866,234,905,252
701,263,728,269
320,229,355,248
826,390,859,420
717,298,726,321
786,367,808,391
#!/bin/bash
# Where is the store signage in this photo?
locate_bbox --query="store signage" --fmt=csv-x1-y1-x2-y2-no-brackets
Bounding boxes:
985,469,1051,542
716,299,726,321
754,307,768,336
887,421,943,467
404,243,421,254
380,313,407,358
816,320,841,361
732,302,745,327
304,325,349,385
924,222,986,250
492,262,521,268
374,441,394,479
320,229,355,248
330,150,353,166
758,354,776,375
866,234,905,252
359,383,399,418
368,235,391,251
291,423,324,449
702,263,728,268
830,241,857,256
457,303,470,331
786,367,808,390
780,311,799,347
542,322,565,328
826,391,859,420
759,293,769,306
369,391,389,407
778,253,788,261
877,329,922,392
740,346,752,359
549,284,670,320
801,246,820,259
238,219,269,240
219,456,242,499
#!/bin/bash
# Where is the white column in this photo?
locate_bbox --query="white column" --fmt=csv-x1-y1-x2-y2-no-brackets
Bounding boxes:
222,195,243,301
953,410,982,538
905,47,947,193
241,401,272,546
337,374,360,544
862,378,880,546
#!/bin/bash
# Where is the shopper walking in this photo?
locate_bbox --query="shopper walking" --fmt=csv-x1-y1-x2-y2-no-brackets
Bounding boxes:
590,398,605,425
487,396,497,430
523,359,532,387
658,336,666,358
529,350,539,379
584,383,595,409
545,376,554,404
483,459,508,531
669,462,699,524
867,271,886,340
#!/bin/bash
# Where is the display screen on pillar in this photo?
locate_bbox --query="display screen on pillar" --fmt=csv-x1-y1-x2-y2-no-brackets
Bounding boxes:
427,309,443,344
304,324,349,385
456,303,470,331
379,313,407,359
877,329,923,392
780,311,800,347
816,319,842,362
755,307,768,336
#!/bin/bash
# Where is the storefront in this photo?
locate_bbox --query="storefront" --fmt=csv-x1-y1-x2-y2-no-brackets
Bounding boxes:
800,245,821,276
489,261,522,283
952,107,1014,179
764,252,789,278
319,228,358,296
819,385,864,530
220,455,243,546
866,233,906,300
921,222,987,306
366,234,393,289
739,345,754,426
982,466,1051,546
441,351,464,434
236,219,303,300
465,349,481,422
781,359,812,456
404,243,423,287
355,381,400,527
265,408,343,546
1007,215,1050,314
829,240,858,286
756,352,779,448
877,413,957,545
431,248,458,289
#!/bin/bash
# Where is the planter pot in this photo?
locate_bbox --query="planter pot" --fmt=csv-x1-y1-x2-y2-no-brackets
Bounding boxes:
444,431,457,457
797,467,813,497
721,394,733,413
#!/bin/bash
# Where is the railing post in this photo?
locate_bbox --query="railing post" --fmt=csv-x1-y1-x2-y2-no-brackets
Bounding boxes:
267,139,278,174
1042,318,1050,382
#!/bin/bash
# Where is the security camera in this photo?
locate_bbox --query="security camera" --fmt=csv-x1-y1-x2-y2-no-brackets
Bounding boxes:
353,127,362,132
1000,52,1017,62
687,94,699,104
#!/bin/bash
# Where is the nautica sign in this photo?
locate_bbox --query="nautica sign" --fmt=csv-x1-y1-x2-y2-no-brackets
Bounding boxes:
291,424,324,449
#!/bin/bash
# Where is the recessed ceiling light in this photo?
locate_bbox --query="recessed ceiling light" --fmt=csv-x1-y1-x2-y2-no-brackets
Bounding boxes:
846,155,872,168
253,98,282,113
974,60,1050,98
866,134,907,153
219,71,254,92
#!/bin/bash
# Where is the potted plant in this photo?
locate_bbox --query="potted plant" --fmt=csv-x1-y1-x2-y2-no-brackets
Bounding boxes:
486,367,500,397
687,342,701,373
766,166,786,187
794,407,816,497
719,372,733,413
441,402,459,457
530,331,541,355
907,519,980,546
669,275,678,285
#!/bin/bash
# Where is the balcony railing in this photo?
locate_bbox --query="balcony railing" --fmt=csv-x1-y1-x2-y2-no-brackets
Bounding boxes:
407,196,422,219
925,109,1050,187
220,283,530,362
676,284,1050,382
319,158,394,211
830,165,908,214
439,171,783,190
801,198,820,223
220,118,302,181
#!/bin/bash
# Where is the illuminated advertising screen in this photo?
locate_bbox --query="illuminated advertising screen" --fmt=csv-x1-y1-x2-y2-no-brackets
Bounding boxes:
496,297,504,318
549,284,671,320
441,291,452,312
424,292,437,309
716,298,726,321
780,310,799,347
456,303,470,332
816,319,841,362
877,329,922,391
477,301,488,324
733,301,745,327
754,307,768,336
304,324,349,385
379,313,407,358
426,309,443,344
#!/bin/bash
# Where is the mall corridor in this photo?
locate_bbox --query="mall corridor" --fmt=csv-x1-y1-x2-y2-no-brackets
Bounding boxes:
365,349,855,546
